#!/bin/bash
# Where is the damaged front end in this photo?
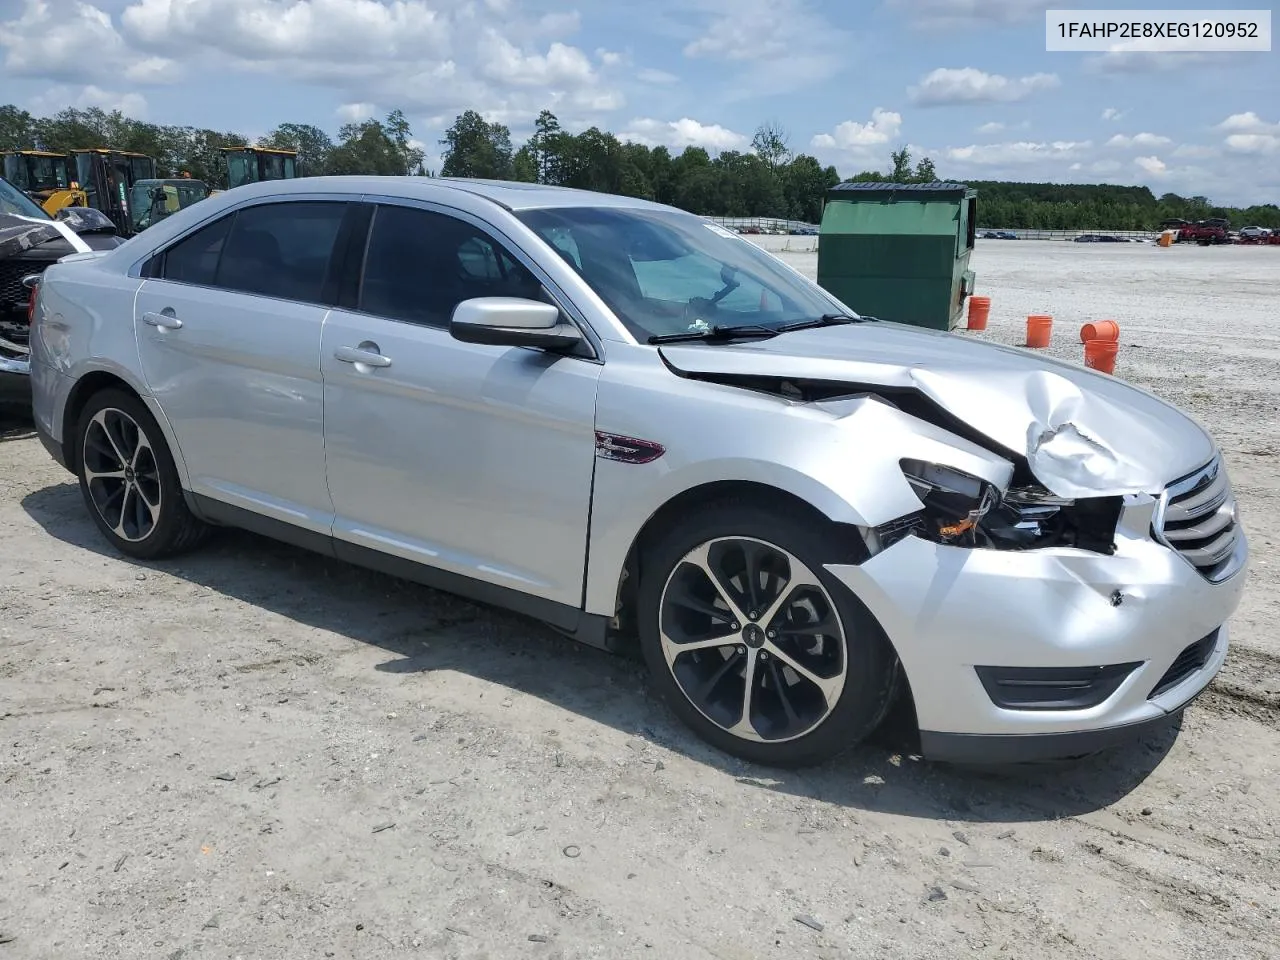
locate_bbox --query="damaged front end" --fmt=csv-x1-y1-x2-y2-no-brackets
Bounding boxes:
879,458,1123,557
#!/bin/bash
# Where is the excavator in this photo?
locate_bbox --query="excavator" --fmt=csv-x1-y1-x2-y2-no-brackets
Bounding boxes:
0,150,89,215
69,148,158,235
218,146,299,191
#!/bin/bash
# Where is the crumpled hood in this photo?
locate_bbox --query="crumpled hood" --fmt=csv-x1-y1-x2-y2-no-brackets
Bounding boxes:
1,211,104,260
0,213,61,259
659,321,1215,498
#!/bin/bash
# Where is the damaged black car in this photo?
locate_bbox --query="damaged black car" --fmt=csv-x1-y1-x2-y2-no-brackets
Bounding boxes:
1,175,124,409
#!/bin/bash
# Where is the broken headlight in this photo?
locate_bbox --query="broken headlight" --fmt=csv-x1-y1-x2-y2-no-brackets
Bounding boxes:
882,460,1118,553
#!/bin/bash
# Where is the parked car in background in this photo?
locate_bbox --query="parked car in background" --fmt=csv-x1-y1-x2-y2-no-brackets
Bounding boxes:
26,176,1248,767
1,175,123,408
1238,225,1271,239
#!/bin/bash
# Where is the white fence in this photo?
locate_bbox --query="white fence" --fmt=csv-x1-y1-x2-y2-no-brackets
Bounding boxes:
706,216,818,234
977,228,1160,241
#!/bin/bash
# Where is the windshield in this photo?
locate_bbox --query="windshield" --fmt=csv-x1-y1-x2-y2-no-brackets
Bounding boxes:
0,176,49,219
515,206,851,341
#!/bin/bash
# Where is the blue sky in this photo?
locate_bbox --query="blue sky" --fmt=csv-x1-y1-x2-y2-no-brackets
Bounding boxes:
2,0,1277,204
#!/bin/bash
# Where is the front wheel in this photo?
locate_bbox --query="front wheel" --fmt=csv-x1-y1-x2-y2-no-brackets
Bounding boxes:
637,500,900,767
75,388,210,560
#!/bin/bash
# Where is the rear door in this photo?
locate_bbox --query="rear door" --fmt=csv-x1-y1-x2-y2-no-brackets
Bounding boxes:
320,201,604,608
133,198,352,532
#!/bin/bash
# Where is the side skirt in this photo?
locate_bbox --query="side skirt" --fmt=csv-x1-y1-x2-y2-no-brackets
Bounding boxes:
188,493,617,653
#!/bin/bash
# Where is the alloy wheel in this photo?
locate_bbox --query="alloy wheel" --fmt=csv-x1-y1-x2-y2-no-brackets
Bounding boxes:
82,407,163,543
658,536,848,743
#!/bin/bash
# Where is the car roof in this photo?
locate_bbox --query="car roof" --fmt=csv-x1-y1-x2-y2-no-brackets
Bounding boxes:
222,175,674,213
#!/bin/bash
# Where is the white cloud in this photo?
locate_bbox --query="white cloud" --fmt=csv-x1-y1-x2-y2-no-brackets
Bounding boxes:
1085,50,1211,74
680,0,853,96
1,0,179,85
636,68,679,85
1106,132,1173,149
1134,155,1168,176
976,121,1004,134
811,108,903,151
618,117,749,152
1224,134,1280,155
477,33,596,87
121,0,451,63
1217,111,1280,134
1216,114,1280,155
48,0,627,124
1101,107,1123,121
25,82,149,118
336,102,376,123
909,67,1060,105
943,139,1091,165
1069,159,1122,175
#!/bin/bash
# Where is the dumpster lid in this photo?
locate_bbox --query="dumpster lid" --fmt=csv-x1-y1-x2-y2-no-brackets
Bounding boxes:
827,181,974,200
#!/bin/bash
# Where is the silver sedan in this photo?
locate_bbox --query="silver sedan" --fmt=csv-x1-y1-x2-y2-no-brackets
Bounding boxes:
26,176,1248,767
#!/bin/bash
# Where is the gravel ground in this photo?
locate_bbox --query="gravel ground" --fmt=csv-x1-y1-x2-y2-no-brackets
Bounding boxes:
2,239,1278,959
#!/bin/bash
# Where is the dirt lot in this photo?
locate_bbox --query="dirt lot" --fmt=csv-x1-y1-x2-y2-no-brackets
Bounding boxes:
2,240,1278,960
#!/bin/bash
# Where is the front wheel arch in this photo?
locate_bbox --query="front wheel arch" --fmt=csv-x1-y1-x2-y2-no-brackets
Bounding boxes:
607,480,870,644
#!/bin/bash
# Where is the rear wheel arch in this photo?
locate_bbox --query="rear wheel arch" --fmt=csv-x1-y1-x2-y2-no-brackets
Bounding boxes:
62,371,137,473
61,370,189,488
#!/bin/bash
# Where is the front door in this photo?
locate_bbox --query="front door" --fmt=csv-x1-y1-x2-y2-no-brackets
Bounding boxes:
321,202,603,608
133,199,350,532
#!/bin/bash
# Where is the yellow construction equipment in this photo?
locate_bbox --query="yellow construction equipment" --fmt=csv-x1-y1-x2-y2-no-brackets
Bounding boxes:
219,146,299,190
1,150,89,216
69,148,158,235
128,177,212,233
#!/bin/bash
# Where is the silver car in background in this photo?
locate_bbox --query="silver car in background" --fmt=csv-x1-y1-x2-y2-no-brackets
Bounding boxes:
27,177,1247,766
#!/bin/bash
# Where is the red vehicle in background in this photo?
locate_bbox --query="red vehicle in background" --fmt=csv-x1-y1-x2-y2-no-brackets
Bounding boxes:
1177,218,1231,244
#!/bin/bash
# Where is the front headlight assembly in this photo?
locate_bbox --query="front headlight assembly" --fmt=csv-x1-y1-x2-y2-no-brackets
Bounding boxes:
877,459,1119,553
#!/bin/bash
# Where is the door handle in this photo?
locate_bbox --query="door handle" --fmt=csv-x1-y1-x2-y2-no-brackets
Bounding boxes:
142,310,182,330
334,344,392,368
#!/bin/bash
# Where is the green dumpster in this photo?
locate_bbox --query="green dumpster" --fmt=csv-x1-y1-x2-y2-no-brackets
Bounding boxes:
817,181,977,331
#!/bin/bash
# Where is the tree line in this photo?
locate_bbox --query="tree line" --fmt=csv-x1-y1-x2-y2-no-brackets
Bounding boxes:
3,102,1276,230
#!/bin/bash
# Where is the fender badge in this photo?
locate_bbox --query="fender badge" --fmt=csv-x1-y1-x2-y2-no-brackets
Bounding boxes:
595,432,665,465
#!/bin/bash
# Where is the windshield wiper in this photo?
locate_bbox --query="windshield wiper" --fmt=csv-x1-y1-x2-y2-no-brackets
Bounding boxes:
647,324,781,345
776,312,869,332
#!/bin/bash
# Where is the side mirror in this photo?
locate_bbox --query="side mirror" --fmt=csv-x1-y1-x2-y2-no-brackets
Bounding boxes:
450,297,582,350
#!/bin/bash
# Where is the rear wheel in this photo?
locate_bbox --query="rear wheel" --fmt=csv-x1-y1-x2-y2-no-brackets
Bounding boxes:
75,389,209,559
638,499,899,767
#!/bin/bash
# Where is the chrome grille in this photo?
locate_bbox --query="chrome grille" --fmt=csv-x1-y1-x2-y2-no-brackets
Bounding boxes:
0,260,33,310
1153,457,1242,582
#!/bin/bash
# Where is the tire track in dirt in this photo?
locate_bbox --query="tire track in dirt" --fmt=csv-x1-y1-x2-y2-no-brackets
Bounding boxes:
1206,645,1280,727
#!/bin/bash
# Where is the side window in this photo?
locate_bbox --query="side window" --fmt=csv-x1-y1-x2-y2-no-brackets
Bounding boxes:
360,205,544,328
215,201,347,304
161,215,233,286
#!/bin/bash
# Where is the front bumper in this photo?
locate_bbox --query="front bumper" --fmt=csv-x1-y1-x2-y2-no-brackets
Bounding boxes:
826,508,1248,762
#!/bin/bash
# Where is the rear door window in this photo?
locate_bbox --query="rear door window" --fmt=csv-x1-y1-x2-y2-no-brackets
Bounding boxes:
215,201,348,304
160,216,232,286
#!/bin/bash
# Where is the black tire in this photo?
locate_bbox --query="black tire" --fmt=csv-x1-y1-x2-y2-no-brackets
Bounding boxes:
637,497,900,768
75,388,210,560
